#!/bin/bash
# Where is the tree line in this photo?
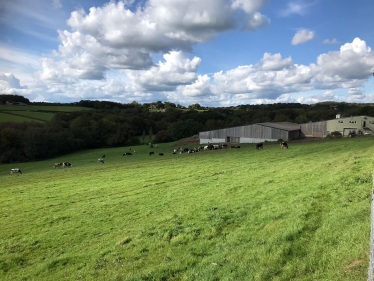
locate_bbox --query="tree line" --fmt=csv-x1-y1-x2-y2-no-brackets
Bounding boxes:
2,96,374,164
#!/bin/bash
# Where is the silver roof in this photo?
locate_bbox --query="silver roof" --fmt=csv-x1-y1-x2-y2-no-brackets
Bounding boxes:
256,122,301,131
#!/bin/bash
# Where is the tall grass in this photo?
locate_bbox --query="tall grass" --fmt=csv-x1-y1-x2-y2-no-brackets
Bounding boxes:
0,138,372,280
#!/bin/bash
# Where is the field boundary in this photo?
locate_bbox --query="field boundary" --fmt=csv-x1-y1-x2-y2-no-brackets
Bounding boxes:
368,171,374,281
0,111,47,122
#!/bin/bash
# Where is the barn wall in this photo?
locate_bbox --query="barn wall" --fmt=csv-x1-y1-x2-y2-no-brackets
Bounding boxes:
300,121,327,138
199,124,297,144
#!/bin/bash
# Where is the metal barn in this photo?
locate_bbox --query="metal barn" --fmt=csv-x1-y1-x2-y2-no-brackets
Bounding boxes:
300,121,328,138
199,122,301,144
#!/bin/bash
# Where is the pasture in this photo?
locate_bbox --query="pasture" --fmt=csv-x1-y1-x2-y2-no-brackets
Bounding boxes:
0,138,373,280
0,105,92,123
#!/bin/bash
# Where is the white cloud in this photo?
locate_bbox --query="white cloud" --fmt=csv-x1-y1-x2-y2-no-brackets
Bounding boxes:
244,12,270,31
291,29,315,45
279,0,316,17
125,51,201,91
323,38,339,44
0,73,27,90
39,0,271,81
347,88,366,101
261,53,293,70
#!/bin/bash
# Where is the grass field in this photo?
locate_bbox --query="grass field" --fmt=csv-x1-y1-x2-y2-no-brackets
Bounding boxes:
0,138,373,280
0,112,45,123
0,105,92,123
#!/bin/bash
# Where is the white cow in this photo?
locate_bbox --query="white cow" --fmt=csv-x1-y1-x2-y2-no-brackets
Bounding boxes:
10,168,22,175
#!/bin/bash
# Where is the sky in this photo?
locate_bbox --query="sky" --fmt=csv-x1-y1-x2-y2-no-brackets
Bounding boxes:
0,0,374,107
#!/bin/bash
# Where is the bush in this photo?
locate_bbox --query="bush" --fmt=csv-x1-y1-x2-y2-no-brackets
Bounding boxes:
330,131,342,138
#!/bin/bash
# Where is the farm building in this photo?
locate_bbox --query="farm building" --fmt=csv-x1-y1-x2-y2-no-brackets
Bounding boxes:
199,115,374,144
199,122,301,144
326,115,374,136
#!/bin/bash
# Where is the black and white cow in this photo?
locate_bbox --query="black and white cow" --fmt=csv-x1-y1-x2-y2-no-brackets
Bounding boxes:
53,163,63,168
149,151,154,156
159,153,164,156
98,158,104,163
256,143,263,150
280,142,288,149
10,168,22,175
183,148,189,152
63,162,72,168
123,153,132,156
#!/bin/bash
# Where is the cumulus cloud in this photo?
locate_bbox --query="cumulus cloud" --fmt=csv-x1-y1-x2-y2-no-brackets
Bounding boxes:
261,53,294,70
323,38,339,44
0,73,28,89
291,29,315,45
125,51,201,91
244,12,270,31
170,38,374,105
39,0,271,81
347,88,366,100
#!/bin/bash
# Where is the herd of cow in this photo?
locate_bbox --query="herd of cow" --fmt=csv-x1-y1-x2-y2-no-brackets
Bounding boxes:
9,141,288,175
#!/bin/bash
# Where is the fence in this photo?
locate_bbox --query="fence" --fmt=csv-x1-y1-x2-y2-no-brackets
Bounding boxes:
368,173,374,281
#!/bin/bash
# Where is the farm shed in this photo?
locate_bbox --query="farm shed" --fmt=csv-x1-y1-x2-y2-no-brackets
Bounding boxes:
199,122,301,144
326,115,374,136
300,121,328,138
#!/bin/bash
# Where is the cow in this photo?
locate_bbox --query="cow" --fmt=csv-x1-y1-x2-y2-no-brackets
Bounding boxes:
221,144,228,149
159,153,164,156
149,151,154,156
231,146,241,149
155,144,159,148
184,148,189,152
53,163,62,168
98,158,104,163
173,149,178,153
63,162,72,168
10,168,22,175
280,142,288,149
123,153,132,156
102,155,106,159
150,145,153,148
188,150,195,153
256,143,263,150
213,145,220,150
134,150,136,153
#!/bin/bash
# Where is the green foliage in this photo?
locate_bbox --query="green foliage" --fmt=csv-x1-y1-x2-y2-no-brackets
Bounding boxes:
0,138,372,280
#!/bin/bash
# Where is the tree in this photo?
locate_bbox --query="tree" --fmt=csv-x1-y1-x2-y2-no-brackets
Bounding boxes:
149,127,153,143
142,130,146,143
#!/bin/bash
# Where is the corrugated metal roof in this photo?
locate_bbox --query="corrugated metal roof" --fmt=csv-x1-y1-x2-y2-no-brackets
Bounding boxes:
256,122,301,131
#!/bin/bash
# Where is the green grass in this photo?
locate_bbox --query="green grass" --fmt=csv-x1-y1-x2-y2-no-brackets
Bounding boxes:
0,112,45,123
0,138,372,280
0,105,92,123
0,105,92,112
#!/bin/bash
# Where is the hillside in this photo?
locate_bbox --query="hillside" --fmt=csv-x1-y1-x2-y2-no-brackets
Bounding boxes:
0,105,92,123
0,138,372,280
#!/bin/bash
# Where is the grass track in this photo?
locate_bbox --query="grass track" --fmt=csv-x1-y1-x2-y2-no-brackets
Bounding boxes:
0,138,373,280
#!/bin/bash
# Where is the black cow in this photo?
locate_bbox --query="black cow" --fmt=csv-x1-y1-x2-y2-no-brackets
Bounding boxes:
159,153,164,156
183,148,189,152
149,151,154,156
280,142,288,149
256,143,263,150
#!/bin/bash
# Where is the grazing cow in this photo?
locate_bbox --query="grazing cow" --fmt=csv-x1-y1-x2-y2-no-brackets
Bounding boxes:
102,155,106,159
159,153,164,156
213,145,220,150
149,151,154,156
63,162,72,168
280,142,288,149
173,149,178,153
236,146,241,149
184,148,189,152
188,150,195,153
98,158,104,163
256,143,263,150
10,168,22,175
173,152,177,154
180,151,183,154
53,163,62,168
155,144,159,148
221,144,228,149
123,153,132,156
150,145,153,148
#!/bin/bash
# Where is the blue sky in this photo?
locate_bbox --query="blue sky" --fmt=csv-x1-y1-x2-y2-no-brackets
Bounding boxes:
0,0,374,106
